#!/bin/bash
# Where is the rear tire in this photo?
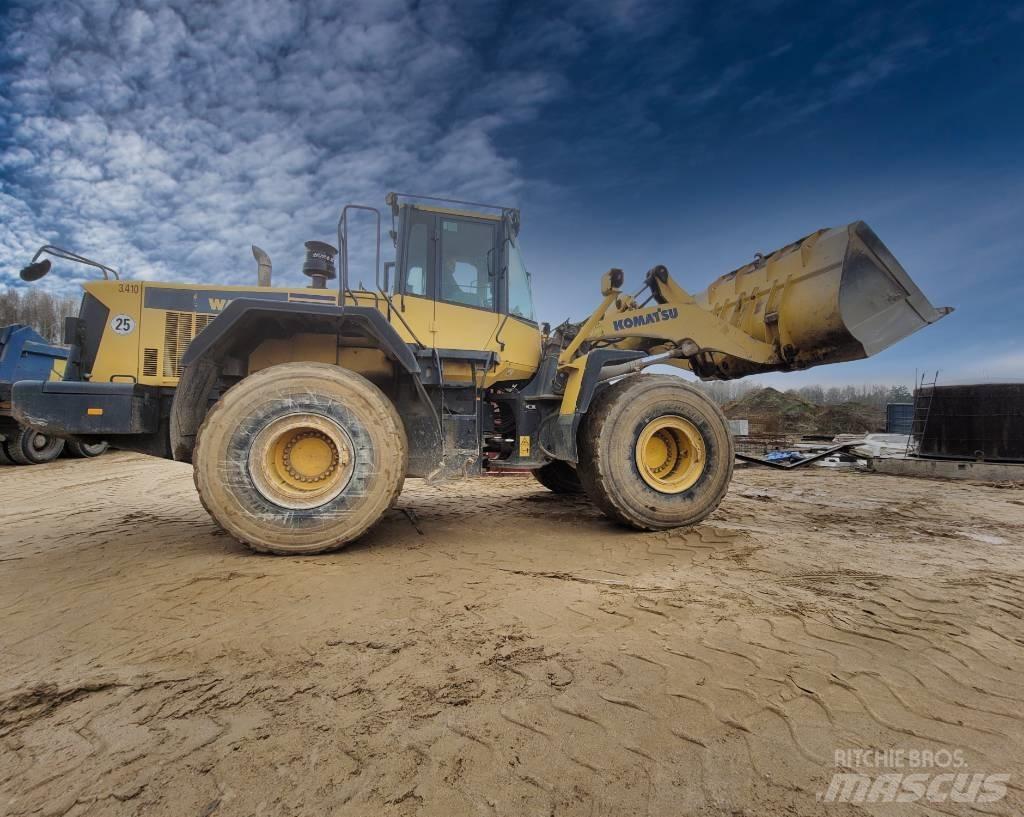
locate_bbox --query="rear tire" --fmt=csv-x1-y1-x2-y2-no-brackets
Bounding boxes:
194,362,407,555
0,439,14,465
532,461,583,494
5,426,65,465
577,375,733,530
65,440,109,458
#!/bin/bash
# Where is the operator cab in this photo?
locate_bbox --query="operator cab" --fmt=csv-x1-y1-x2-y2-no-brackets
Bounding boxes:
390,197,535,324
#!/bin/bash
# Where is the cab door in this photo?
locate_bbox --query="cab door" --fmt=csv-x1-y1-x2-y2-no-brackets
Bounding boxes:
431,214,501,357
394,209,502,380
392,206,436,345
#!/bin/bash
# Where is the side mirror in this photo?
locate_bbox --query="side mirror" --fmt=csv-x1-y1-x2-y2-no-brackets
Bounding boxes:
20,259,51,281
383,261,395,292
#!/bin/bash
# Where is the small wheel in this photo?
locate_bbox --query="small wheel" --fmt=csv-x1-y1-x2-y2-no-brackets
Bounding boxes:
194,362,407,555
532,461,583,494
65,440,109,458
0,439,14,465
577,375,734,530
5,426,66,465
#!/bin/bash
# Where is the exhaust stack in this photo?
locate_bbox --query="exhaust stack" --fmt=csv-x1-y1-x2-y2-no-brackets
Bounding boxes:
252,245,272,287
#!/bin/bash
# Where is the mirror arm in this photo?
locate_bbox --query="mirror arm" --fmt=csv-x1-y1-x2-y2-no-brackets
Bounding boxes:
27,245,120,280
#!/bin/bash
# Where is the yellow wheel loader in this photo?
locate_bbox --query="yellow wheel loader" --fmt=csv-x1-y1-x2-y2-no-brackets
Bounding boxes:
13,193,950,554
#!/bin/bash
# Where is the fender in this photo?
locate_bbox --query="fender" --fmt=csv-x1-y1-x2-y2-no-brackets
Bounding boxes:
169,299,421,462
540,348,645,464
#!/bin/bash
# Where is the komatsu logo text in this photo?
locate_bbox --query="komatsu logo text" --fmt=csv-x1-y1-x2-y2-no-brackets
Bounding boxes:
612,307,678,332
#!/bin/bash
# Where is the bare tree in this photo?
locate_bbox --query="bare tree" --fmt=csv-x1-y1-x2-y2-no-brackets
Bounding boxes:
0,287,79,343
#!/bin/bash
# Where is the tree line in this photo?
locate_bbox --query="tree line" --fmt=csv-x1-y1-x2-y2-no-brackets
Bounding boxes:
0,287,80,344
695,379,914,409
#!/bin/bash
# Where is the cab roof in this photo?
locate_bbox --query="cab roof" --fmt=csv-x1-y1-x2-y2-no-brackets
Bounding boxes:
405,203,501,222
386,192,519,236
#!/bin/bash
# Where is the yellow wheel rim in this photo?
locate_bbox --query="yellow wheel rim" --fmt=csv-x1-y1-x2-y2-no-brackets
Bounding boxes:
248,414,354,509
635,416,706,494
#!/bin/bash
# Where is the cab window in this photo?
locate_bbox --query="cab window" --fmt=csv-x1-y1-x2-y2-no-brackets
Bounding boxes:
506,240,535,321
439,219,495,309
402,219,429,296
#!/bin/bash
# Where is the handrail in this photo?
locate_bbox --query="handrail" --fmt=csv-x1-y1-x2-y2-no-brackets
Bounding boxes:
335,202,428,350
336,204,381,309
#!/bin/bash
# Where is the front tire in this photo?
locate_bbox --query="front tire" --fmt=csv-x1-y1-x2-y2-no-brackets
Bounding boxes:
193,363,407,555
5,426,65,465
577,375,733,530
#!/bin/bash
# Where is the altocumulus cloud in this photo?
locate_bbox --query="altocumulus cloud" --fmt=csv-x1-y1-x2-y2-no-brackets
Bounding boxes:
0,0,569,290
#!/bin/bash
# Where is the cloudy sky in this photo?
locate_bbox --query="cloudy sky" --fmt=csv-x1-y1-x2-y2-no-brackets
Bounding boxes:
2,0,1022,385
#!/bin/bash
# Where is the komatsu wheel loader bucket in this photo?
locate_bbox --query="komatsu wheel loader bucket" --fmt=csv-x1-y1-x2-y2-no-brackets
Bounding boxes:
695,221,950,378
837,222,951,356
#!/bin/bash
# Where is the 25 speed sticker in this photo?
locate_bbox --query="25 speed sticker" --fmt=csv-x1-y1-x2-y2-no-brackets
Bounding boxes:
110,314,136,335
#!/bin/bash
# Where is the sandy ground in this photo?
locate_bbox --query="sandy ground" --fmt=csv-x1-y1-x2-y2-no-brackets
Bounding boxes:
1,453,1022,817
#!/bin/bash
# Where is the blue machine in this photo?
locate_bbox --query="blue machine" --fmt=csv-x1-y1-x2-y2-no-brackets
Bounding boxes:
0,323,68,389
0,324,103,464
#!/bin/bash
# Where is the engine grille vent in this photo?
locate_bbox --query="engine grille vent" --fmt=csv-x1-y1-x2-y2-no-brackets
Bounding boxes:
162,312,215,378
142,348,158,377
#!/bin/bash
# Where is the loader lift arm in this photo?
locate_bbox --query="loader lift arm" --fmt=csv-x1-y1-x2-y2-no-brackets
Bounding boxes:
536,264,779,464
555,264,779,419
543,221,949,463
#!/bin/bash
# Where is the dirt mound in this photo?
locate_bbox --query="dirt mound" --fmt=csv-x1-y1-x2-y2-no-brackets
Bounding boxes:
723,387,819,433
723,387,884,435
813,402,884,435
